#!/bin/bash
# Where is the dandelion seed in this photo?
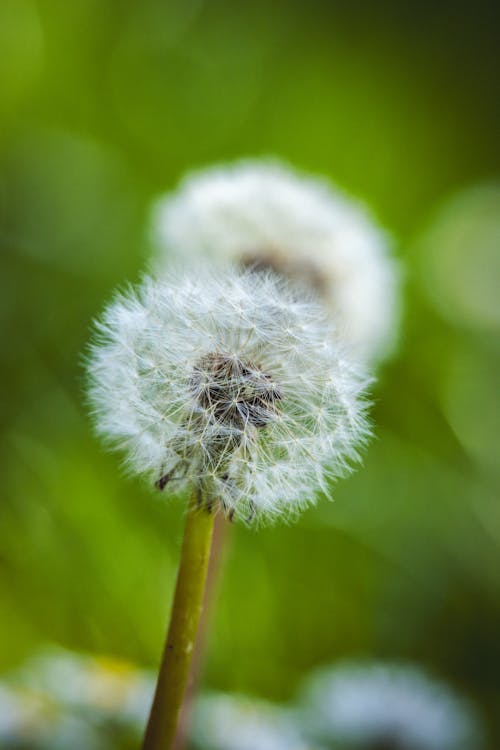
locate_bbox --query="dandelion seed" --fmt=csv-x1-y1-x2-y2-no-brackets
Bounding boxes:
87,267,371,524
152,160,400,365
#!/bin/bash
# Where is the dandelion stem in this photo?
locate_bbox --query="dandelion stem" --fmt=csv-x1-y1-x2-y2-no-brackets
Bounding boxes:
141,492,215,750
172,511,230,750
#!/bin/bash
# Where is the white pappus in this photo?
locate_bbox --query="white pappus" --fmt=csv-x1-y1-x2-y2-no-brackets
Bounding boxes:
86,267,371,524
152,160,400,366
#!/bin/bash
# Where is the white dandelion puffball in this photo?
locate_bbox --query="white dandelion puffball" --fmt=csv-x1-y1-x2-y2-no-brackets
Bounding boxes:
152,160,400,365
87,267,371,523
299,661,483,750
190,693,310,750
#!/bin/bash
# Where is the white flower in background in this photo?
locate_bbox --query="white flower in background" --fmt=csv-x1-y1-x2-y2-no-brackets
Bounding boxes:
190,693,311,750
16,647,153,727
152,160,400,366
87,267,371,523
0,684,40,740
299,661,483,750
0,647,155,750
0,681,107,750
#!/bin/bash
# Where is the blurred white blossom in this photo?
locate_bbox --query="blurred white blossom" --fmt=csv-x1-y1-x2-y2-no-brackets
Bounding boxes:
0,647,154,749
16,648,153,726
152,160,400,365
190,692,312,750
0,682,93,750
87,267,371,523
299,660,483,750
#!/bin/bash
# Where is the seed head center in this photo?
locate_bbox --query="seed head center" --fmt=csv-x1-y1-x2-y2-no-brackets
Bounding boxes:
191,352,281,429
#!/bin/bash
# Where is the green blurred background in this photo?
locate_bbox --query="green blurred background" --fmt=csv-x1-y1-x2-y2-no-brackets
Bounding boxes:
1,0,499,744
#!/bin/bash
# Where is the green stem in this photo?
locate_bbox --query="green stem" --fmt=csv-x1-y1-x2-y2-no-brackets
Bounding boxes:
172,511,230,750
141,492,216,750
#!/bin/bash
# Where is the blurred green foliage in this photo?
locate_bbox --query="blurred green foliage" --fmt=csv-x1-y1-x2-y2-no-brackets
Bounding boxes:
1,0,499,746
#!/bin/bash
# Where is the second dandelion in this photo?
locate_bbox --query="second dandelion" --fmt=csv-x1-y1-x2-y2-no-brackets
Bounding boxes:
152,160,400,366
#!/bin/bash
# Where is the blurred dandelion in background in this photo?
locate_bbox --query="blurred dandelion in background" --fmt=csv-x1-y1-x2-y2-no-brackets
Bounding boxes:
151,160,401,366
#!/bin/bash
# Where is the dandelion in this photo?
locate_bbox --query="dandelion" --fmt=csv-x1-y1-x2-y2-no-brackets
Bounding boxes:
86,266,370,749
152,160,400,365
87,267,371,525
298,660,484,750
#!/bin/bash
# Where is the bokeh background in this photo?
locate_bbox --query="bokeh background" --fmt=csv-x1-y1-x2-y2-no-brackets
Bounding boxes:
1,0,499,746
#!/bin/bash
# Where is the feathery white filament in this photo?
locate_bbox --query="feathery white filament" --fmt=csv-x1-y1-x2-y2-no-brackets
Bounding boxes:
87,268,371,523
152,160,400,365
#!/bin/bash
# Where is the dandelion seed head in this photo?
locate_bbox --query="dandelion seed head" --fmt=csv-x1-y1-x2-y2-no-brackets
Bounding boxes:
152,160,400,365
87,267,371,523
